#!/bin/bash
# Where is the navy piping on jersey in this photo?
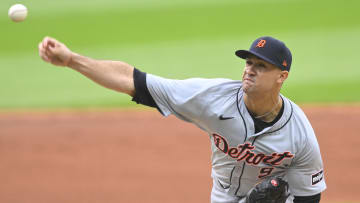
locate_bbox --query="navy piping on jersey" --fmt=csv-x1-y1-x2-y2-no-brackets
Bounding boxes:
248,97,284,134
234,89,292,196
266,99,293,134
235,88,248,195
247,97,294,170
218,166,235,190
236,89,248,145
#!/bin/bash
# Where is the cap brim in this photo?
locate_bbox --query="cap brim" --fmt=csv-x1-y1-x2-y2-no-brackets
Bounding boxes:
235,50,252,59
235,50,279,69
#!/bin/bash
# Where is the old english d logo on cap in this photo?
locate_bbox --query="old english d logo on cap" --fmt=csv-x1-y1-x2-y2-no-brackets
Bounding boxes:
256,39,266,48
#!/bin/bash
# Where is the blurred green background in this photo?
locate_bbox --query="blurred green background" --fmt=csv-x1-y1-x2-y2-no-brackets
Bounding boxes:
1,0,360,110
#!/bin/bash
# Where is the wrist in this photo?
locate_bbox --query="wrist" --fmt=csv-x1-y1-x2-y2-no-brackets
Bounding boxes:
66,52,92,72
64,52,74,67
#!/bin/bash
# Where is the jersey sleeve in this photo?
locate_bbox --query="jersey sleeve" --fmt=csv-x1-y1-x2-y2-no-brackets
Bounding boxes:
286,127,326,196
145,74,229,123
131,68,163,112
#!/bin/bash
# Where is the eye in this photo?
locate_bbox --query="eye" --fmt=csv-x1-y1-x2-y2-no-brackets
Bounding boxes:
246,60,253,66
258,63,266,68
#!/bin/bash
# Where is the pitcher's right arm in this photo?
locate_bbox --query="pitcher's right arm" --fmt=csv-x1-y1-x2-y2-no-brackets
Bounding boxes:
38,36,135,96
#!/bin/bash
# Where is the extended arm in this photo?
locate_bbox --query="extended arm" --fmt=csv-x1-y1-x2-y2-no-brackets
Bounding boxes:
38,36,135,96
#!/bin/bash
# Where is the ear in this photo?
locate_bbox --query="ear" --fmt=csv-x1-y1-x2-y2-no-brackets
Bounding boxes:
278,71,289,83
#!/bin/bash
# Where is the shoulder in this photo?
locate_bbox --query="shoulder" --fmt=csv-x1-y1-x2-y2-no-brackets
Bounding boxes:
145,75,243,117
282,97,319,149
147,74,239,85
147,74,242,95
284,97,314,134
283,98,322,162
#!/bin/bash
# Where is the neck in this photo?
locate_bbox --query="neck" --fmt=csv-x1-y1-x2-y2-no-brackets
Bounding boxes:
244,92,282,122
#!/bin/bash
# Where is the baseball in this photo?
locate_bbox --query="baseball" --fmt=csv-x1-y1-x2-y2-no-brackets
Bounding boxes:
8,4,28,22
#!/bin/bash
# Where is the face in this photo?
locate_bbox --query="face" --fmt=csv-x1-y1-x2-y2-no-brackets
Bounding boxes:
242,55,288,94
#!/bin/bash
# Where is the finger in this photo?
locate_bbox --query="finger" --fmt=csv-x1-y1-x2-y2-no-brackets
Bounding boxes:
38,41,47,52
41,53,51,63
39,49,51,62
43,36,54,49
47,45,57,55
40,49,51,62
39,43,48,58
42,37,49,48
45,48,52,57
44,43,56,55
46,36,59,49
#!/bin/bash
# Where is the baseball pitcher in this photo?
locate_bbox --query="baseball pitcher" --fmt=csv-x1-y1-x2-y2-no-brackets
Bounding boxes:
38,36,326,203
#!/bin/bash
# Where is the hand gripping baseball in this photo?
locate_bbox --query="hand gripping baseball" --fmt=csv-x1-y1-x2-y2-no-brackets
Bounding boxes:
38,36,72,67
245,176,289,203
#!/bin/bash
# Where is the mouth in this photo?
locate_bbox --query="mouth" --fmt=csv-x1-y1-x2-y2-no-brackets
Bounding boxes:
243,77,254,83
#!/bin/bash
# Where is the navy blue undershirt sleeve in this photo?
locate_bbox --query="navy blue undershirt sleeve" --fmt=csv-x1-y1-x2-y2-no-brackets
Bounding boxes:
131,68,162,113
294,193,321,203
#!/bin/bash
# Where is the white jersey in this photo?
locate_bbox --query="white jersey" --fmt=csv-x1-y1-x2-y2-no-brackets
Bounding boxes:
146,74,326,201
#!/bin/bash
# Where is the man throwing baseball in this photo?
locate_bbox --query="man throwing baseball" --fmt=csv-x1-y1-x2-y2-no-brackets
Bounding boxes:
38,36,326,203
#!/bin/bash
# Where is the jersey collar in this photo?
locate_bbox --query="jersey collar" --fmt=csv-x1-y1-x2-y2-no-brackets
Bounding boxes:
237,91,294,138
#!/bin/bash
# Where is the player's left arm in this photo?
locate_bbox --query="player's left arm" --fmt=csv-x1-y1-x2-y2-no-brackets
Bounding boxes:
294,193,321,203
286,130,326,201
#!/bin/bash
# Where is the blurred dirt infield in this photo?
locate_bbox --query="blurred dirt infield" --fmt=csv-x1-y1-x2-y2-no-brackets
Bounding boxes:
0,106,359,203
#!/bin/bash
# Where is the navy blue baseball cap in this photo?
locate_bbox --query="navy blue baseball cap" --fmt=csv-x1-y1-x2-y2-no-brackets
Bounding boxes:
235,36,292,71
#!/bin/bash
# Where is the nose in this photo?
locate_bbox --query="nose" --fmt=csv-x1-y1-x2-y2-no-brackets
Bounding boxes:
244,65,256,77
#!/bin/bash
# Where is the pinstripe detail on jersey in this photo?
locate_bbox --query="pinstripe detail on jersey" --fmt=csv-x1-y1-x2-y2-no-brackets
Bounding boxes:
235,88,248,195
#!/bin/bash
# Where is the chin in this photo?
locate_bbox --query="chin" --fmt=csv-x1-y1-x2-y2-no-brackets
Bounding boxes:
242,80,256,92
242,84,252,93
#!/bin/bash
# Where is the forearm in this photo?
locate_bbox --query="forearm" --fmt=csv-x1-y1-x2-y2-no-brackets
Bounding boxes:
68,53,135,96
294,193,321,203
